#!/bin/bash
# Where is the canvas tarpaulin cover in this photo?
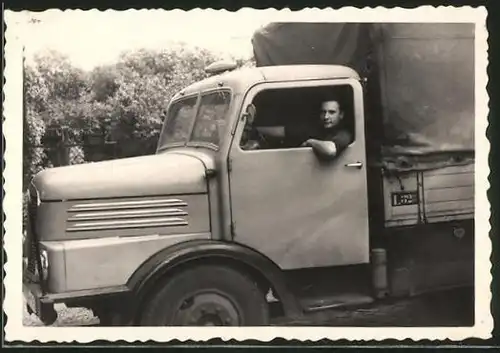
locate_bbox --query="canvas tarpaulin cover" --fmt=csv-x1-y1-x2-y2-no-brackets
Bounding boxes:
251,23,475,171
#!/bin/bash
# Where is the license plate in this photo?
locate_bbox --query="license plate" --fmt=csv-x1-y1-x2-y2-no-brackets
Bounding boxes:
391,191,419,206
24,288,37,314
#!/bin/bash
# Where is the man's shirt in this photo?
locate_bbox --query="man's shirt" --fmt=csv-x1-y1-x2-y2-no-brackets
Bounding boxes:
312,126,353,154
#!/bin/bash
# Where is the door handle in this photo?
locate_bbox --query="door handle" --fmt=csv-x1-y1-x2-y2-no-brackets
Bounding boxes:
345,162,363,169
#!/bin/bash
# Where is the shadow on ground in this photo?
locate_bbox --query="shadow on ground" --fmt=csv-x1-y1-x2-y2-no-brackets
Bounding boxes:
24,287,473,327
273,287,474,326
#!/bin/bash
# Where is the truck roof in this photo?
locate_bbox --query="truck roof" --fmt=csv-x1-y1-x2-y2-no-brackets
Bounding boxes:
173,65,360,99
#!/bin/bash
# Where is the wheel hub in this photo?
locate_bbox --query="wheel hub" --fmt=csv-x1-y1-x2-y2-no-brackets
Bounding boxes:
175,292,240,326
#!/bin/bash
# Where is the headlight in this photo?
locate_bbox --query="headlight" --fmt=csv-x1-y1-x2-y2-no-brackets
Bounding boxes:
22,256,28,273
40,249,49,279
22,231,27,254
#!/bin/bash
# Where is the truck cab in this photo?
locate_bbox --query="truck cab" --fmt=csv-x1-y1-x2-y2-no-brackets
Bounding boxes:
23,59,474,326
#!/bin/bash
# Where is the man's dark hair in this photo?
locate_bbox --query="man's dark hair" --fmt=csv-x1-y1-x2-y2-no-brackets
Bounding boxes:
321,99,342,110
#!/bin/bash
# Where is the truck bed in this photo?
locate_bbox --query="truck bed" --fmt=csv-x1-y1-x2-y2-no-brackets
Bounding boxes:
383,163,474,227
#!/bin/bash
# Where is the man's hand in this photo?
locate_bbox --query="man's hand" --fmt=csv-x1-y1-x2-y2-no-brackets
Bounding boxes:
242,140,261,150
301,139,315,147
300,140,309,147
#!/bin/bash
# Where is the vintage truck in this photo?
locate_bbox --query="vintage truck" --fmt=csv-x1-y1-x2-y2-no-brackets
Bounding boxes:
23,22,475,326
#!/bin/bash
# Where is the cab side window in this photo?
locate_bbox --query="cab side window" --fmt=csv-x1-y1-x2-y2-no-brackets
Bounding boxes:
240,85,355,151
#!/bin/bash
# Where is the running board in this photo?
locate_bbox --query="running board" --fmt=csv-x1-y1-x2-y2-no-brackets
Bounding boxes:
300,293,375,313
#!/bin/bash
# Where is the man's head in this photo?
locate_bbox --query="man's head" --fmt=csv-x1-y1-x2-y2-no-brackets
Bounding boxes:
320,100,344,129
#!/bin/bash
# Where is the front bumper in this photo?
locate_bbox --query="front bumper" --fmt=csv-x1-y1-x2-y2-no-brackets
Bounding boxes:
23,271,133,326
23,279,58,325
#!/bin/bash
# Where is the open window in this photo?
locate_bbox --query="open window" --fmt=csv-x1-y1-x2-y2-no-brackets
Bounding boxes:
239,84,355,151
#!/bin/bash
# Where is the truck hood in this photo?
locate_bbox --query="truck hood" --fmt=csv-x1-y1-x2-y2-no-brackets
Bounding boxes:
33,151,213,201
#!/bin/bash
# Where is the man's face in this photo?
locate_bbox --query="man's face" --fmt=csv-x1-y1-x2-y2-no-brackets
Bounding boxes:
320,101,343,129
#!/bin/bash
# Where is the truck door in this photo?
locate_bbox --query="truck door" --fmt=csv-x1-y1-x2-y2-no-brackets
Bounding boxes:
228,79,369,270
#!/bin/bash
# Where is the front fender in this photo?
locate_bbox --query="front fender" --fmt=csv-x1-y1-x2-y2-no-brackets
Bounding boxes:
127,239,301,320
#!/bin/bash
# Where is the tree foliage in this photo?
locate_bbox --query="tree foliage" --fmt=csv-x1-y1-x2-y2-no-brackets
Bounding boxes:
103,47,218,156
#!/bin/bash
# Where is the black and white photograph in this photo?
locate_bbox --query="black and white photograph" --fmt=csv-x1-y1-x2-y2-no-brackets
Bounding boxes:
3,6,492,343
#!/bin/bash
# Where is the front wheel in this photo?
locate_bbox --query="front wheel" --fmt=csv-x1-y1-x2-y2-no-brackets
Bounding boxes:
139,265,269,326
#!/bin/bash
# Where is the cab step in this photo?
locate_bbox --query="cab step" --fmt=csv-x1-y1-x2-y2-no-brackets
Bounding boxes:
300,293,375,313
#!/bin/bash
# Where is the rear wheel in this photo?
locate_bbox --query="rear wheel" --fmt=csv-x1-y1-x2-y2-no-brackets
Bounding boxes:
139,265,269,326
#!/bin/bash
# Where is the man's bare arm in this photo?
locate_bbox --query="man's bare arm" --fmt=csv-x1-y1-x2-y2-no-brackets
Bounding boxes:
303,139,338,159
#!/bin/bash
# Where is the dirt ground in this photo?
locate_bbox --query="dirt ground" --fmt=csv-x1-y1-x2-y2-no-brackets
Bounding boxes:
23,287,473,327
275,287,474,326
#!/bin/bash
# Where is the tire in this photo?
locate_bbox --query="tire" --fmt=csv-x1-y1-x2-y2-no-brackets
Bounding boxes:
139,265,269,326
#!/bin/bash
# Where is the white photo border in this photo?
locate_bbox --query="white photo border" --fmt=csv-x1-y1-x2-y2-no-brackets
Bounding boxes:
3,5,492,343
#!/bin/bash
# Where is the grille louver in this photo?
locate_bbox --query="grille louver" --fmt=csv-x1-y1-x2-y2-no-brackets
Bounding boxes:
66,198,189,232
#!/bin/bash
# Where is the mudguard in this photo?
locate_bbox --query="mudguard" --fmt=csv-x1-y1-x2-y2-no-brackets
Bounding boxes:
127,239,302,321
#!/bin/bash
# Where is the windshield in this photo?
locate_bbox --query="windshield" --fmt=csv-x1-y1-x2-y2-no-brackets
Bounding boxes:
157,90,231,152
